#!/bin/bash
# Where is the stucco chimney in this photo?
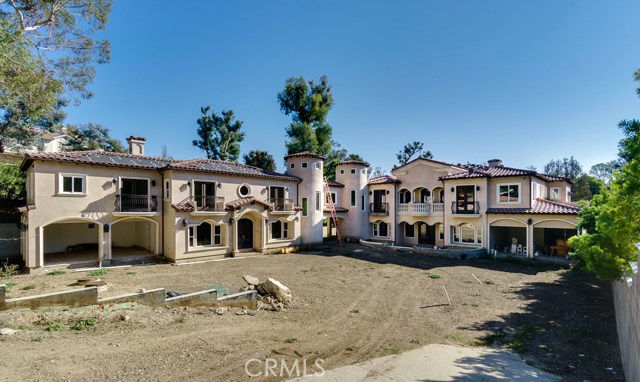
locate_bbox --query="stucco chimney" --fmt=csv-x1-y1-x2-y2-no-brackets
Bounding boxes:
127,136,146,155
488,159,503,167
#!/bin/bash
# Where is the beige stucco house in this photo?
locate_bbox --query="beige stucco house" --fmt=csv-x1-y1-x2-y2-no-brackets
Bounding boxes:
13,135,579,270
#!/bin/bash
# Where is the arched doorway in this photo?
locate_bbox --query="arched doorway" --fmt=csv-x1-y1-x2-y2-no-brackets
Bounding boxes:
110,217,158,260
418,222,435,245
238,218,253,250
41,218,101,266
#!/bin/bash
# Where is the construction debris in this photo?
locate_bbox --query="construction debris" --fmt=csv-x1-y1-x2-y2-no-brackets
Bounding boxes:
242,275,292,311
242,275,260,286
260,278,291,304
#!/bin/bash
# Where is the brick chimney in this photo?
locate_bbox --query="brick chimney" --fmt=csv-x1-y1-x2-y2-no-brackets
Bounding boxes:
127,136,146,155
487,159,503,167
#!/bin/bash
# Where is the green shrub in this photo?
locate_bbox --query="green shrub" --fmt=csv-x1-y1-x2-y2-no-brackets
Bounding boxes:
73,317,97,330
47,322,64,332
89,269,107,276
47,270,66,276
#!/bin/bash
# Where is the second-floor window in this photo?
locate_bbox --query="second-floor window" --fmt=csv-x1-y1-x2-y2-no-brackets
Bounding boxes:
59,173,85,195
550,187,560,200
193,181,216,209
498,183,520,203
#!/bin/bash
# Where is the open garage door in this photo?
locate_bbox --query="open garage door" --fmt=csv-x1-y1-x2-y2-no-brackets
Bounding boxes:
43,221,100,266
110,219,158,261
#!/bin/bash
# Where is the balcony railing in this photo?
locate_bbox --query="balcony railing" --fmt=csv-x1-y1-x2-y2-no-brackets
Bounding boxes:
432,202,444,213
189,196,225,212
397,202,445,215
270,198,294,212
370,202,389,215
116,194,157,212
451,201,480,215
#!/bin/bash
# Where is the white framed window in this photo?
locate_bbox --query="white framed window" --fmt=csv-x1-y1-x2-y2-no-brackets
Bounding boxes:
404,223,415,238
188,222,224,248
437,223,444,240
497,183,521,203
550,187,560,200
326,192,337,204
361,194,365,211
566,187,571,202
238,184,251,197
372,221,388,237
58,173,86,195
301,162,308,168
302,198,308,217
315,191,321,211
361,169,366,174
315,162,321,170
350,169,356,174
340,169,344,174
350,190,356,206
450,223,482,245
164,179,170,200
290,163,295,169
271,220,289,240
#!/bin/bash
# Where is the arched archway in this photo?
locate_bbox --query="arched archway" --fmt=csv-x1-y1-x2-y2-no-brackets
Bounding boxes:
532,219,578,256
110,217,159,260
489,218,527,254
41,217,102,267
413,187,431,203
323,217,345,240
236,210,264,252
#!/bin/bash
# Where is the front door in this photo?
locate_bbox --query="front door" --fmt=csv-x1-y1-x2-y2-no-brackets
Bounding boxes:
418,223,436,245
237,219,253,250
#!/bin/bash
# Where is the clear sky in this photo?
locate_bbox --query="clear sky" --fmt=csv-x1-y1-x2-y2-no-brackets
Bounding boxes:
64,0,640,173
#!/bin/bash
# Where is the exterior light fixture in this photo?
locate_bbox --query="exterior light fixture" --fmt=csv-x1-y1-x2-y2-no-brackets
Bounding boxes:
182,218,188,227
151,180,156,187
112,178,117,184
450,187,454,192
527,218,533,225
103,224,110,233
476,186,480,191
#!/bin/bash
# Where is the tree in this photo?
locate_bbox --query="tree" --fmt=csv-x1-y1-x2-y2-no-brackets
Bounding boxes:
370,166,385,178
569,71,640,280
526,165,537,171
542,156,583,180
0,157,26,200
589,160,623,184
243,150,276,171
160,144,172,159
396,141,432,166
193,106,245,161
571,174,605,202
277,75,333,157
0,1,112,151
323,140,365,180
62,123,124,152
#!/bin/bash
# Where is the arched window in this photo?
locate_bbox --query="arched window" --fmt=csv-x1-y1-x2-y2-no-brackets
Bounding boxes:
188,222,223,248
399,189,411,204
419,189,431,203
372,221,388,237
449,223,482,245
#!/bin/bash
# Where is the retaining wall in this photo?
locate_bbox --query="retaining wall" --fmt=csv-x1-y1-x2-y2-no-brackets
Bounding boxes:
612,246,640,382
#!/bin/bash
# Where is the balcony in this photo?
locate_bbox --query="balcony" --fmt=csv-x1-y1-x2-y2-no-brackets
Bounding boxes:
451,201,481,215
397,202,445,215
189,196,226,213
270,198,295,213
370,202,389,215
115,194,157,213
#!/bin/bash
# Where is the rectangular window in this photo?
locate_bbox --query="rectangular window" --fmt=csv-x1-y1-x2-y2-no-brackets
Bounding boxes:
164,180,170,200
340,169,344,174
315,192,321,211
351,169,356,174
450,224,481,245
188,226,194,247
301,162,308,168
361,194,365,211
59,173,85,194
302,198,308,217
475,226,483,244
361,169,366,174
196,223,212,246
498,183,520,203
450,226,459,243
271,221,288,240
326,192,337,204
550,187,560,200
315,162,321,170
372,223,378,237
438,224,444,240
283,222,288,238
290,163,295,169
213,225,221,245
405,223,415,238
350,190,356,206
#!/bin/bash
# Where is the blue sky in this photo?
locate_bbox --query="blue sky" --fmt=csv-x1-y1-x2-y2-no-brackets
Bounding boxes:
65,1,640,173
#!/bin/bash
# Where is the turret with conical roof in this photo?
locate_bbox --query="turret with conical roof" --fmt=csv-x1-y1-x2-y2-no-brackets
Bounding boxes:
285,152,325,244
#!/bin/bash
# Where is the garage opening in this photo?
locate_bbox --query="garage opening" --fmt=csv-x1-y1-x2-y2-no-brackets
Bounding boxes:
490,226,527,255
111,219,157,260
533,228,578,257
43,221,100,266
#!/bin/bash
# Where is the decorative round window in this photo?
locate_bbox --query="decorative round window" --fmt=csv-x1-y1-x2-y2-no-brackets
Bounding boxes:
238,184,251,197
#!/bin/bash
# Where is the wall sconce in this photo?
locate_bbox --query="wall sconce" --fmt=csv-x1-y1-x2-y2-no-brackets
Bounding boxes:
151,180,156,187
103,224,110,233
186,180,192,187
229,218,235,224
217,183,222,188
386,190,389,195
450,187,455,192
369,191,372,195
527,218,533,225
285,187,289,191
476,185,480,191
112,178,117,184
264,218,269,224
182,218,188,227
295,216,300,222
17,222,27,231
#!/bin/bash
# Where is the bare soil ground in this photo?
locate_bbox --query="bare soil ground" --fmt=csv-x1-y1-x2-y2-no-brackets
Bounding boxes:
0,243,624,382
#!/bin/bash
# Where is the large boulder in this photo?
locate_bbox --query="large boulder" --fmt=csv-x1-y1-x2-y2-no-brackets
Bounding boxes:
242,275,260,286
260,278,291,304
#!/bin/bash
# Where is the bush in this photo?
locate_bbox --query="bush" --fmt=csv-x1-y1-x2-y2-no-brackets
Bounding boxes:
73,317,97,331
0,261,19,278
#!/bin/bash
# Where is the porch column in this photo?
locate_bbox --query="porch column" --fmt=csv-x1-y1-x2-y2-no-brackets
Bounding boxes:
36,226,44,268
261,217,268,252
230,217,237,257
103,224,112,262
526,222,534,258
98,226,105,266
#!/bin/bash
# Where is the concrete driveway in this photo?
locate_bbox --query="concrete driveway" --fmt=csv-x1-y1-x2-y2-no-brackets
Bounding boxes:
289,344,561,382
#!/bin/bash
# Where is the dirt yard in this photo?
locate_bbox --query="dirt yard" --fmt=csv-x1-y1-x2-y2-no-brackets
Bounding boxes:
0,243,624,382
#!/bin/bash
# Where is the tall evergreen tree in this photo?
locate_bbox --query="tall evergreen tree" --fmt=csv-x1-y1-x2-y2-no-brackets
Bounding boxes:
243,150,276,171
193,106,245,161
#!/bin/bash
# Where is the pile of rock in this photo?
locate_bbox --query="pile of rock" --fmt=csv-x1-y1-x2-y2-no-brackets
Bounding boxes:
241,275,291,311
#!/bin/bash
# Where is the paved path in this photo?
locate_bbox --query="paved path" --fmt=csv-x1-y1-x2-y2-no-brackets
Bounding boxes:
289,344,560,382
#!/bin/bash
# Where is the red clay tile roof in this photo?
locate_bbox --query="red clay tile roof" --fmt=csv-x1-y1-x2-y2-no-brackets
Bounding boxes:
324,206,349,213
368,175,400,185
166,159,300,182
326,180,345,188
439,165,573,184
486,199,580,215
394,156,464,171
337,160,370,167
225,197,274,211
283,151,326,160
171,200,195,212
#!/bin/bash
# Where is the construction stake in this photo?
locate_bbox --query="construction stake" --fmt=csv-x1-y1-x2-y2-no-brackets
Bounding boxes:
443,286,452,306
472,273,483,284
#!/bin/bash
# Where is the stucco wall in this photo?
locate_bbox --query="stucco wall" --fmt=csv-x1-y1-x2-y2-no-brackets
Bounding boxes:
487,175,532,209
43,222,99,253
612,247,640,382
